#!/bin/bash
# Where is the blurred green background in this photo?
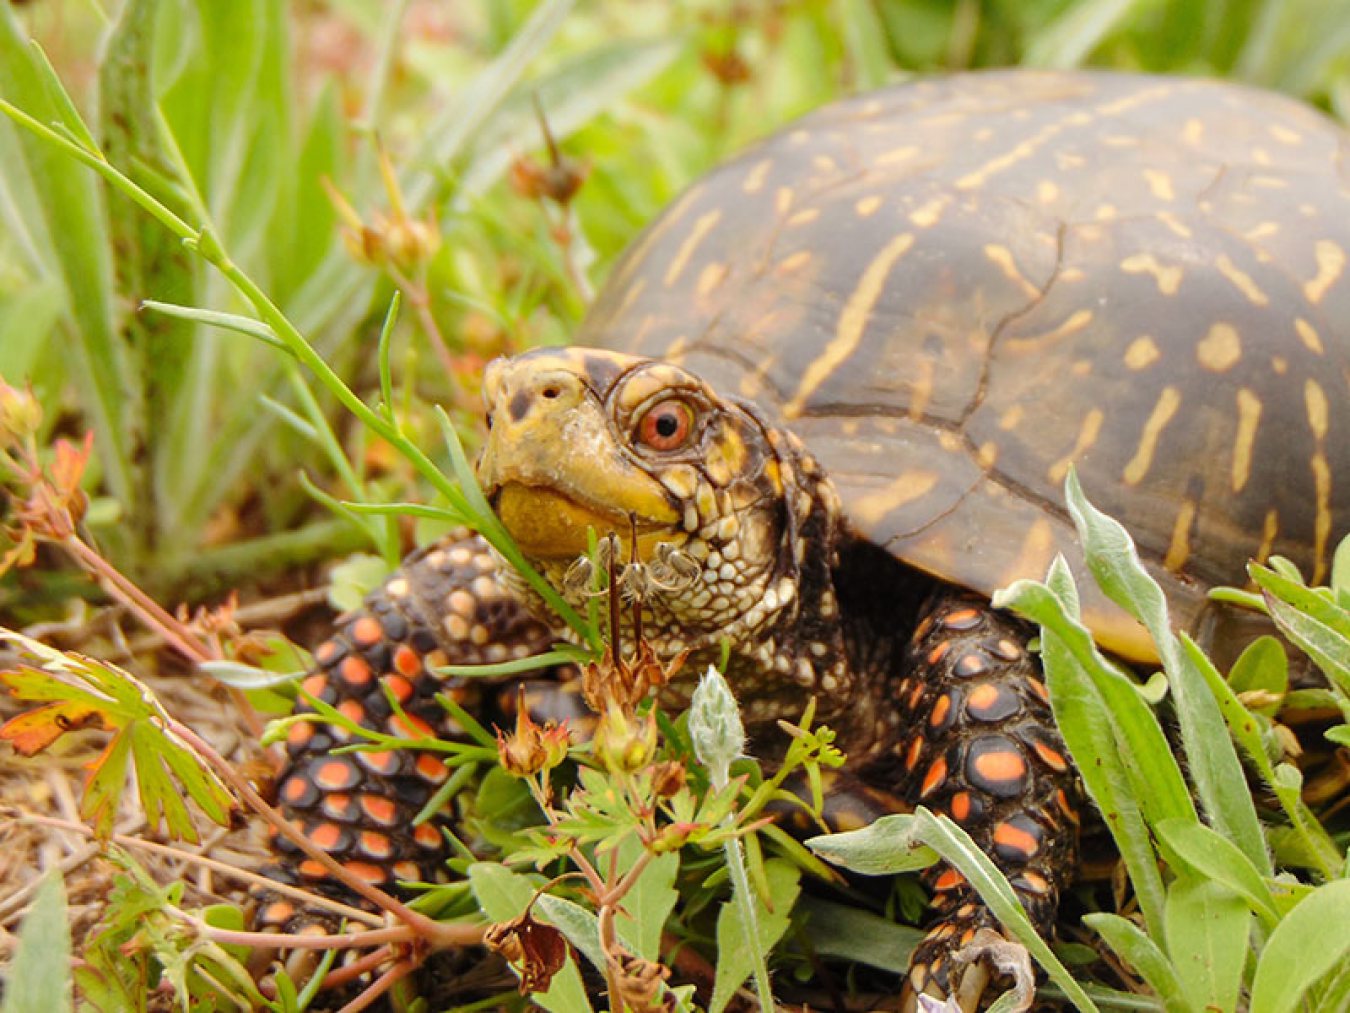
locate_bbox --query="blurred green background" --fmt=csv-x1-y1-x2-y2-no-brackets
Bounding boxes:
2,0,1349,614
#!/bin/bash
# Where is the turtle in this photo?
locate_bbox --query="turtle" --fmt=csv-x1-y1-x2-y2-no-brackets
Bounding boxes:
256,69,1350,1006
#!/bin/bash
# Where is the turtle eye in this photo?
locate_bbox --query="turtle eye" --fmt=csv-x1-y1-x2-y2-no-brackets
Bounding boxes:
635,399,696,452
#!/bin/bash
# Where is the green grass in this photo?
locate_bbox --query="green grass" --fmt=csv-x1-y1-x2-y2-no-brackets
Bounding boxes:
1,2,1349,1012
3,0,1349,605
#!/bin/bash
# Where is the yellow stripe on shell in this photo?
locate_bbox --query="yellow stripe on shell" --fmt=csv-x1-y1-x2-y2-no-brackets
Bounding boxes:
1311,453,1332,585
1295,318,1324,355
1121,254,1182,295
850,470,941,528
783,231,916,419
1255,509,1280,566
1047,409,1104,484
984,245,1042,300
1004,308,1093,353
664,210,723,288
1216,255,1270,306
1122,386,1181,485
1164,499,1197,571
1231,388,1262,492
1123,335,1161,370
1304,240,1346,304
1143,169,1175,201
742,158,773,194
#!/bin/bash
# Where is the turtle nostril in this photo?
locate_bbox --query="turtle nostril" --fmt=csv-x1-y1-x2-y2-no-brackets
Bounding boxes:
541,385,562,400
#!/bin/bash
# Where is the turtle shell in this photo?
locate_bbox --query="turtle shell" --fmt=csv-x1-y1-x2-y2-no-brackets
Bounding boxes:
577,70,1350,660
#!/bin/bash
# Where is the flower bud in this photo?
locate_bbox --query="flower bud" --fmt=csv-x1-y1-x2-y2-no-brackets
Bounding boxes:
608,947,671,1012
647,821,696,854
0,379,41,448
496,689,570,778
688,666,744,788
648,760,686,799
593,701,658,773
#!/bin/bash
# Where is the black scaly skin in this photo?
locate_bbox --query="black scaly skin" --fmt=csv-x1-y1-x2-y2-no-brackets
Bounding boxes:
879,591,1082,999
254,529,558,932
259,545,1082,1002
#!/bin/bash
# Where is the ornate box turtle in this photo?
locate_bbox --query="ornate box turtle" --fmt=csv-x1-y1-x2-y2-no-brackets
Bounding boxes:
257,70,1350,1006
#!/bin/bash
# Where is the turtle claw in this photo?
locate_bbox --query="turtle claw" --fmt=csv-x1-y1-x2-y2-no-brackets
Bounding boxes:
915,994,965,1013
954,928,1035,1011
902,927,1035,1013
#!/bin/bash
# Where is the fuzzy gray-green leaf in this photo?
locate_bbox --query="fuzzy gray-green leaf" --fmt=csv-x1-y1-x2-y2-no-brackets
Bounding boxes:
2,871,72,1013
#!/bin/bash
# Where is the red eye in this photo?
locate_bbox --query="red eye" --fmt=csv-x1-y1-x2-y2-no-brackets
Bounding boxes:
636,399,695,451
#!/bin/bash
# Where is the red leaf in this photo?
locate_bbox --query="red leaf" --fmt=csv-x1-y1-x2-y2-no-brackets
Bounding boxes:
0,700,107,755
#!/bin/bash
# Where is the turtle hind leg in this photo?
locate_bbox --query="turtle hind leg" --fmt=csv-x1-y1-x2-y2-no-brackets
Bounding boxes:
883,591,1082,1006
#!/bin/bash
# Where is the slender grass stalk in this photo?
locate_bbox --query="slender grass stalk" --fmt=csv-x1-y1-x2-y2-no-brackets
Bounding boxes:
0,89,594,648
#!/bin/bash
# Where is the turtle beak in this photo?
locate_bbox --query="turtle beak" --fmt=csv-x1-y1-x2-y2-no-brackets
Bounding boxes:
477,352,682,561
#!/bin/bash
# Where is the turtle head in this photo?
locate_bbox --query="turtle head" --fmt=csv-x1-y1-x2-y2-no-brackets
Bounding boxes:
478,347,848,688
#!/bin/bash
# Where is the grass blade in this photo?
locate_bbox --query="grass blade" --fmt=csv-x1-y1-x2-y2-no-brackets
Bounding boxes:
1248,879,1350,1013
1155,818,1280,926
1064,471,1269,874
1251,562,1350,701
1164,876,1250,1013
1180,634,1341,878
1031,564,1173,944
1082,913,1191,1013
0,12,132,515
1,871,72,1013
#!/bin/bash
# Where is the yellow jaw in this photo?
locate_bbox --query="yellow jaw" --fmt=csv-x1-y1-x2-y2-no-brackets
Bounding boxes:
478,350,682,562
493,482,678,561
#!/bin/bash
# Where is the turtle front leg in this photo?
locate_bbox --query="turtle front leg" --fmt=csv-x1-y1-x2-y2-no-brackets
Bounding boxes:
888,591,1082,1007
254,529,560,931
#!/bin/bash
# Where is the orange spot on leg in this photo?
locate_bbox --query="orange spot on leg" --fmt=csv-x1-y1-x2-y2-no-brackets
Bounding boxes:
920,757,948,798
352,616,384,646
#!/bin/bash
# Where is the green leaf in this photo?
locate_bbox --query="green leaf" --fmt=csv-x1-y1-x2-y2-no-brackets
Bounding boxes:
0,13,132,513
2,871,73,1013
467,863,594,1013
795,895,921,973
615,837,680,961
460,37,684,198
1063,472,1268,874
1024,0,1144,68
1226,636,1288,701
199,661,304,691
1082,912,1191,1013
1182,634,1341,879
1164,875,1250,1013
1040,618,1171,943
710,858,800,1013
0,630,236,842
1331,534,1350,596
1155,819,1280,926
534,894,605,975
1251,562,1350,698
992,576,1193,829
810,810,1098,1012
1249,879,1350,1013
804,813,939,875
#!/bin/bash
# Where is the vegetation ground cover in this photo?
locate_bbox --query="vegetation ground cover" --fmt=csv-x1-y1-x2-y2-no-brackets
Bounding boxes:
1,2,1348,1011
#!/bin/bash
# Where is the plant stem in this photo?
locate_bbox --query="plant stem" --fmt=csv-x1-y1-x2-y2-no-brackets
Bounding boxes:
175,909,415,951
335,958,420,1013
723,835,775,1012
169,718,474,946
7,810,383,926
63,534,212,664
